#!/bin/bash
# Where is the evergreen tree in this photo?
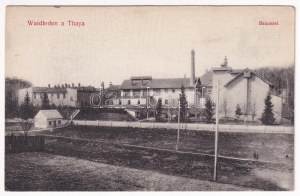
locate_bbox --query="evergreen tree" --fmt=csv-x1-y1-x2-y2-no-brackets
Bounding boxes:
41,93,51,109
5,90,17,119
19,92,35,120
155,98,162,122
16,92,36,135
261,93,275,125
179,85,188,122
235,104,243,121
204,97,215,123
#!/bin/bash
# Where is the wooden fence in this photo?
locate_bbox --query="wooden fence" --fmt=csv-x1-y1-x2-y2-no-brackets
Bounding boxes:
5,135,45,154
73,120,294,134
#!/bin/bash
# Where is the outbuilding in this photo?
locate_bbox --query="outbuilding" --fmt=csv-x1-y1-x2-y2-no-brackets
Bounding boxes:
34,109,64,128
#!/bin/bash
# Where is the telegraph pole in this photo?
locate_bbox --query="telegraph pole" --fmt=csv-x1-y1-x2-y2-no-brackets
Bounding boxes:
214,81,220,181
176,98,180,151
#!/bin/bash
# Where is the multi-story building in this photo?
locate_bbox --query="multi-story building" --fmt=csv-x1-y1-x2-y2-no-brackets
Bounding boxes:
116,50,211,110
212,57,282,122
17,82,119,108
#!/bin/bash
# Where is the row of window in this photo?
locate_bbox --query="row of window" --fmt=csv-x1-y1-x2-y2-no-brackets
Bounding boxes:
118,99,170,105
33,93,66,99
48,120,61,126
123,89,176,96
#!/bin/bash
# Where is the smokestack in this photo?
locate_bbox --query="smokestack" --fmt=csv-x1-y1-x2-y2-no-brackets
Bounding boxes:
78,83,81,87
101,82,104,90
72,83,74,88
190,49,195,86
48,84,50,88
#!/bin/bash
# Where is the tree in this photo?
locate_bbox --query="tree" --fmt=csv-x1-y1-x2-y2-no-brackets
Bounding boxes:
235,104,242,121
5,90,18,120
16,92,36,135
261,93,275,125
221,98,230,120
249,102,258,122
41,93,51,109
179,85,188,123
155,98,162,122
204,97,215,123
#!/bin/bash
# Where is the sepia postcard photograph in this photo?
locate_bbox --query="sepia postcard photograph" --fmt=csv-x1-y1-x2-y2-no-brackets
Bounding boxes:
4,4,295,192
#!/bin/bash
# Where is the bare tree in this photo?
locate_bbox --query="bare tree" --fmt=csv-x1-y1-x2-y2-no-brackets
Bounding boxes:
221,98,230,120
249,101,258,123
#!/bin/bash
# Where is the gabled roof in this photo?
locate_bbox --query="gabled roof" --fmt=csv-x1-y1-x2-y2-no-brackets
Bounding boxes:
120,78,193,89
224,69,273,87
36,109,63,119
199,69,213,86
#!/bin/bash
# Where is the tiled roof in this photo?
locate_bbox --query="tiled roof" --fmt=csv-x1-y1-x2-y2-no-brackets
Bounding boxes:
120,78,192,90
199,70,213,86
37,109,63,119
224,69,273,87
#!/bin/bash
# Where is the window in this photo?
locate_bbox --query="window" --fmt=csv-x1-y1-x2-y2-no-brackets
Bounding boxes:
133,90,140,98
138,100,140,105
70,97,73,101
63,93,66,99
164,89,168,93
119,100,122,105
33,93,36,99
49,121,52,126
128,100,131,105
58,120,61,125
51,93,54,97
57,93,60,99
172,89,175,93
165,100,168,105
153,89,160,96
123,90,130,98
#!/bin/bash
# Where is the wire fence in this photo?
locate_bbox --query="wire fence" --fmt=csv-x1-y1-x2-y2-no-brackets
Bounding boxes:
73,120,294,134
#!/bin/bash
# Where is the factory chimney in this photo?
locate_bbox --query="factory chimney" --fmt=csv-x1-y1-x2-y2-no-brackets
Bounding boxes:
190,49,196,86
101,82,105,90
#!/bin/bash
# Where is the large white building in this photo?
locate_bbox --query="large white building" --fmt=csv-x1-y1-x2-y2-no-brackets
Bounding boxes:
116,50,212,109
115,50,282,122
212,57,282,122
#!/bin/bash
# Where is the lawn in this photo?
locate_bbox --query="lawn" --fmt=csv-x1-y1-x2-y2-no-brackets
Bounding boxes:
39,125,294,164
5,152,258,191
5,125,294,191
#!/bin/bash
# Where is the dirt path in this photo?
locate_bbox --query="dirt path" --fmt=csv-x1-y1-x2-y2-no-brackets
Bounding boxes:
5,152,258,191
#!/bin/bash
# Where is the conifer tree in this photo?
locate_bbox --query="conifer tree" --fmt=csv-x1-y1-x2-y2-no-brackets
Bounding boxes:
179,85,188,122
204,97,215,123
155,98,162,122
41,93,51,109
261,93,275,125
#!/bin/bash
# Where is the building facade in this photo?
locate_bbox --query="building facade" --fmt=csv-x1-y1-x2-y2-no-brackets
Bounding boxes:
212,57,282,122
115,50,211,110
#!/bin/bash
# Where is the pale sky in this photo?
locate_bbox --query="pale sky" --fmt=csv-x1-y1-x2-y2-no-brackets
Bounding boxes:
5,6,295,87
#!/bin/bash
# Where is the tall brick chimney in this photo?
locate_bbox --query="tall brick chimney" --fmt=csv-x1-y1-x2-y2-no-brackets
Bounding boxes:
101,82,105,90
190,49,195,86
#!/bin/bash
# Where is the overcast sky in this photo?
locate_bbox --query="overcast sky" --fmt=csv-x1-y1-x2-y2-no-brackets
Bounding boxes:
5,6,294,87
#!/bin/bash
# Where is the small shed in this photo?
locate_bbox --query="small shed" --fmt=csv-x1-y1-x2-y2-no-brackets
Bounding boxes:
34,109,64,129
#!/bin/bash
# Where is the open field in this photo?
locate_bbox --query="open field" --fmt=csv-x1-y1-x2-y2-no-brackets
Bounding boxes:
38,125,294,164
5,152,258,191
5,124,294,191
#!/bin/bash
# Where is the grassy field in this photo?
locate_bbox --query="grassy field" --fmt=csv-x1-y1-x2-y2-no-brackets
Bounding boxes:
39,125,294,164
5,152,258,191
5,125,294,191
